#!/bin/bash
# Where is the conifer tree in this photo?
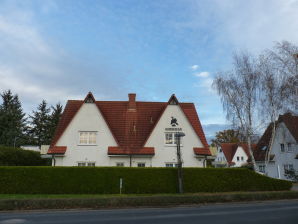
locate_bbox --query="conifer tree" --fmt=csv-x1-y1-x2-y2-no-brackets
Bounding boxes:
29,100,51,146
49,103,63,140
0,90,26,147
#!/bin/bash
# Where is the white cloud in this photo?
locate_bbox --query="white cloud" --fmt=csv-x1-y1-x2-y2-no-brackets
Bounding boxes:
194,71,209,78
190,64,199,71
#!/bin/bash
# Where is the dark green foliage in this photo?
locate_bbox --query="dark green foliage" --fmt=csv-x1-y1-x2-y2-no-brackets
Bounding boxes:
28,100,51,145
0,167,291,194
0,147,50,166
48,103,63,141
0,90,26,147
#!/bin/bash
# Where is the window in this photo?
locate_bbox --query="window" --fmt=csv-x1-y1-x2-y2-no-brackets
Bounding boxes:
259,165,265,173
137,163,145,167
241,156,244,161
116,162,124,167
165,133,181,145
280,143,285,152
219,148,222,152
287,143,293,152
165,133,173,144
79,132,97,145
237,156,240,161
78,162,95,166
165,163,178,167
284,164,294,173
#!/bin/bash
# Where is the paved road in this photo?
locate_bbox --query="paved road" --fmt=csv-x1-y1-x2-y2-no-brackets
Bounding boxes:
1,200,298,224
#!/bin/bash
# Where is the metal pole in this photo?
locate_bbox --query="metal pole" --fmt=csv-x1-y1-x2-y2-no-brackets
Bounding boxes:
177,134,183,194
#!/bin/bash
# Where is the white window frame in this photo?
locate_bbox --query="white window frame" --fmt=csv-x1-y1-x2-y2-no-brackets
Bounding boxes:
78,162,96,167
78,131,97,145
165,163,178,167
164,132,182,146
284,164,294,174
287,143,293,152
78,162,86,167
259,165,265,173
116,162,124,167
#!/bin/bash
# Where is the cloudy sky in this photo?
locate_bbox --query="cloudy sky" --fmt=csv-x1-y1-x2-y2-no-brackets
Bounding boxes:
0,0,297,137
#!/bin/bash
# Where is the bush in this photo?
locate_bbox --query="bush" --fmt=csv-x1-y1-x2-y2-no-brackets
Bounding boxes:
0,167,292,194
0,146,51,166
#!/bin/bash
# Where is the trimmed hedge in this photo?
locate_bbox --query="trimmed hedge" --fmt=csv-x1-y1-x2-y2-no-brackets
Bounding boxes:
0,146,51,166
0,167,292,194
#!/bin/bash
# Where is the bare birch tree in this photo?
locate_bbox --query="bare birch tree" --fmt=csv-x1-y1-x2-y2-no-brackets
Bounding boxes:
213,52,260,171
258,41,298,169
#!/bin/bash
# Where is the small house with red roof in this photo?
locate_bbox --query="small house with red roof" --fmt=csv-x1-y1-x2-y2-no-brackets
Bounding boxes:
214,143,255,168
254,112,298,179
47,92,211,167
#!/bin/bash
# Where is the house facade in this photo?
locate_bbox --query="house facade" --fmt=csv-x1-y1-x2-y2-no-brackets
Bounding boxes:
254,113,298,179
213,143,254,168
47,92,211,167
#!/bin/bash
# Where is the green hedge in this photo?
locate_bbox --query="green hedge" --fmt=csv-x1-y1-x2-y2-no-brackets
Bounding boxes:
0,146,51,166
0,167,292,194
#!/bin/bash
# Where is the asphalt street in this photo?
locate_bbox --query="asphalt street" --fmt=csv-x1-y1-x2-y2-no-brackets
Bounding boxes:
1,199,298,224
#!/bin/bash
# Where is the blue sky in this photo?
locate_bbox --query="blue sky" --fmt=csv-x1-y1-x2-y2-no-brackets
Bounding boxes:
0,0,297,137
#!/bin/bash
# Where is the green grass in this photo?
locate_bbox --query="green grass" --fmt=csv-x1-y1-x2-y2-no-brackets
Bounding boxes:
1,191,298,210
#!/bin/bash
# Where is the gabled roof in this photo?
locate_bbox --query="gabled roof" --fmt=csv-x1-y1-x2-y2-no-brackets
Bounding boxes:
48,93,210,155
220,143,256,165
254,112,298,161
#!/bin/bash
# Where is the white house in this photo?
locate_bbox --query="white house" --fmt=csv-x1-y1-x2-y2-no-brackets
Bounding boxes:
254,112,298,179
213,143,254,168
47,92,211,167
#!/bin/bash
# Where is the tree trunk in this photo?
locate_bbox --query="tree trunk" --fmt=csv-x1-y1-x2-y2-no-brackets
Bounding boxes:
247,135,257,171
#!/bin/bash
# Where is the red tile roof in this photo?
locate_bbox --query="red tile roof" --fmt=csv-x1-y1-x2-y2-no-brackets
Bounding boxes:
254,112,298,161
108,147,155,155
220,143,256,165
48,146,67,154
193,147,211,156
48,93,210,156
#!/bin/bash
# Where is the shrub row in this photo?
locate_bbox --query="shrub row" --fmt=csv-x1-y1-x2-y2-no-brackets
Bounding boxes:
0,167,292,194
0,146,51,166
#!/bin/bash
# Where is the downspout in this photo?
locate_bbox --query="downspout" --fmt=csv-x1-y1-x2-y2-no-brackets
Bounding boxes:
52,154,56,167
129,155,132,167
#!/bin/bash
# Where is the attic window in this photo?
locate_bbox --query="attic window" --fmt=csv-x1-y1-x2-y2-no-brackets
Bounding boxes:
84,92,95,103
168,94,179,105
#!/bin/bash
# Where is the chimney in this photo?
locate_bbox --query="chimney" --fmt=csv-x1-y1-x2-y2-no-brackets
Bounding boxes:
128,93,136,110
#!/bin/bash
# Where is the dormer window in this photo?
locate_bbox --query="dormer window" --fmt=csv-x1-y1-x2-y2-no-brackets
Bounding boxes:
79,132,97,145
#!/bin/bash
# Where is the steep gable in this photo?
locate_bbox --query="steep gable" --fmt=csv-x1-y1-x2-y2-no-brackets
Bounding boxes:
49,93,210,155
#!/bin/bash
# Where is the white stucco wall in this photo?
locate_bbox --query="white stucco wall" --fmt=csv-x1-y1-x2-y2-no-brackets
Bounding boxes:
53,103,207,167
231,146,248,167
265,123,298,180
55,103,118,166
144,104,205,167
214,147,228,167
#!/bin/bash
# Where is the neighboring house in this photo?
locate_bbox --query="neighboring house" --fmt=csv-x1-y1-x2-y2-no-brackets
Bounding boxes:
213,143,255,168
47,92,211,167
254,112,298,180
20,145,40,152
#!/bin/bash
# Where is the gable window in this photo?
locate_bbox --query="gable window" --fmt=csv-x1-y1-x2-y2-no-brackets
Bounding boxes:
280,143,285,152
259,165,265,173
241,156,244,161
165,133,181,145
287,143,293,152
237,156,240,161
137,163,145,167
79,132,97,145
116,162,124,167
